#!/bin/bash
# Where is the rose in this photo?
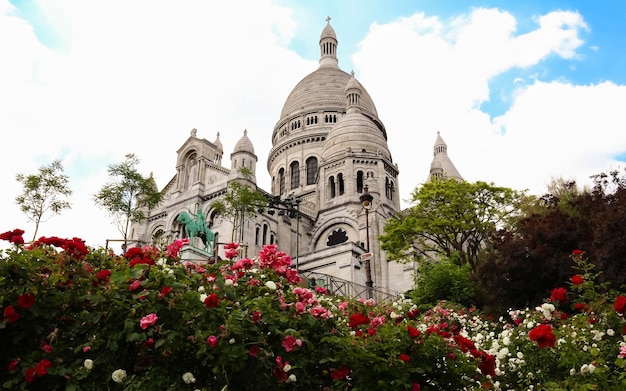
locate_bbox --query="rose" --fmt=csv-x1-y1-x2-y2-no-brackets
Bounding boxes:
615,295,626,314
571,275,584,285
207,335,218,347
96,269,111,283
529,324,556,348
407,325,421,338
182,372,196,384
3,305,19,323
265,281,277,291
204,293,219,308
17,293,36,309
551,287,567,303
281,335,302,352
399,353,411,362
140,313,158,329
84,359,94,370
111,369,127,383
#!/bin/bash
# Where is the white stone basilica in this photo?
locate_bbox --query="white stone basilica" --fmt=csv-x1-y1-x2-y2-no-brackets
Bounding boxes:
130,20,461,296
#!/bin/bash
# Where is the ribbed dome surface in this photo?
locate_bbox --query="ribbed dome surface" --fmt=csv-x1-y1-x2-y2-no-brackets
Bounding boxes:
233,130,254,154
321,112,390,161
320,23,337,41
278,67,378,120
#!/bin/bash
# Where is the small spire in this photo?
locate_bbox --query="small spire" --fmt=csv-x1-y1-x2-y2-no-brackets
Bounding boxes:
191,128,197,137
350,69,355,77
326,15,331,24
243,129,248,136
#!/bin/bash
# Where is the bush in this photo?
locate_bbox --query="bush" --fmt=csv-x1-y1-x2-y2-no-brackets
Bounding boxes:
0,231,491,390
409,257,478,309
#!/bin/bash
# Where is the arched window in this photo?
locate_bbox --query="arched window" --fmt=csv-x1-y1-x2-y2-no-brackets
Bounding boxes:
290,161,300,189
255,226,260,245
356,171,364,193
263,224,268,245
338,173,345,195
329,176,336,198
279,168,285,195
389,180,395,200
306,157,318,185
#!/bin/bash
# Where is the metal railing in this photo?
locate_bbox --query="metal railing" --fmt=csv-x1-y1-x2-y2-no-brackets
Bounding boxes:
301,271,402,304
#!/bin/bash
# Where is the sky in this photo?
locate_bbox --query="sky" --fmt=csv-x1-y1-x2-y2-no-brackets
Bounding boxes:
2,0,626,249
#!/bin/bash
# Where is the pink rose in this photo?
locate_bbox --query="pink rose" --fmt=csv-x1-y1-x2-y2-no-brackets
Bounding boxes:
207,335,218,347
140,313,158,329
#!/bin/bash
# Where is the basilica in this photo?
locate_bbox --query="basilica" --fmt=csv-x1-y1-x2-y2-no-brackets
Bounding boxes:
130,20,461,296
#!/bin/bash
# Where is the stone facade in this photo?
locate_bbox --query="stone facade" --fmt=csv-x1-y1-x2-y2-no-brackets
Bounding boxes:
130,21,459,295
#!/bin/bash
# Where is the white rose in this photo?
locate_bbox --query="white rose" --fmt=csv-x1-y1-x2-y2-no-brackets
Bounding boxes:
198,286,205,293
287,374,297,383
182,372,196,384
111,369,127,383
229,338,236,344
265,281,277,291
84,359,94,370
225,279,234,287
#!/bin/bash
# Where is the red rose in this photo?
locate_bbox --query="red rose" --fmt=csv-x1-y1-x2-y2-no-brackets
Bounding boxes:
25,367,36,383
551,287,567,302
34,359,52,376
615,295,626,314
204,293,219,308
17,293,35,309
454,335,476,352
8,358,20,372
407,325,421,338
159,286,172,297
348,313,370,328
96,269,111,282
528,324,556,348
3,305,20,323
330,366,351,381
571,275,584,285
572,249,583,255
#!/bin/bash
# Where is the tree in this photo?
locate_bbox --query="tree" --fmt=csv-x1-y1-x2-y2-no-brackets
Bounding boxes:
474,169,626,315
15,160,72,241
210,167,268,242
380,179,524,272
93,154,162,248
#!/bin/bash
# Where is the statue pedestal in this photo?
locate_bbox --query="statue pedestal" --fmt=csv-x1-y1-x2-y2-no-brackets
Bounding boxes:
180,246,213,264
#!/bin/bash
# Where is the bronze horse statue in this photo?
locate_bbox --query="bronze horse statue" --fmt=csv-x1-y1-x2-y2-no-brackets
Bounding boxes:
176,211,215,253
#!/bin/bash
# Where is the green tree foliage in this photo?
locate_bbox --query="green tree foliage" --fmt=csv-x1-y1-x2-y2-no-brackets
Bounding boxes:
476,167,626,315
15,160,71,241
380,178,524,272
408,256,478,310
93,154,162,247
210,167,268,242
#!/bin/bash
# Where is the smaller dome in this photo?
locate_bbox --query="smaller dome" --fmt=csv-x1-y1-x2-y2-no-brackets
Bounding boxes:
320,22,337,41
321,113,390,161
233,129,255,154
430,160,443,170
214,132,223,151
345,71,361,91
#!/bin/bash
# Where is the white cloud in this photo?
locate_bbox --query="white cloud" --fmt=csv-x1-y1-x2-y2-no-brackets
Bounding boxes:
354,7,621,204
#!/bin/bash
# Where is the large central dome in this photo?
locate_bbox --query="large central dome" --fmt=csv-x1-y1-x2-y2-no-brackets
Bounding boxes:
279,67,379,120
277,20,379,124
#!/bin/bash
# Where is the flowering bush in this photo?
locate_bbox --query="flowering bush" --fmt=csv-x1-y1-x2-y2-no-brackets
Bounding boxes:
1,232,626,390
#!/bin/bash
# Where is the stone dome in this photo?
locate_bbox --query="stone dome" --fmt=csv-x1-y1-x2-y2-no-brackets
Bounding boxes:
278,67,379,121
321,112,390,161
233,129,255,155
213,132,223,151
